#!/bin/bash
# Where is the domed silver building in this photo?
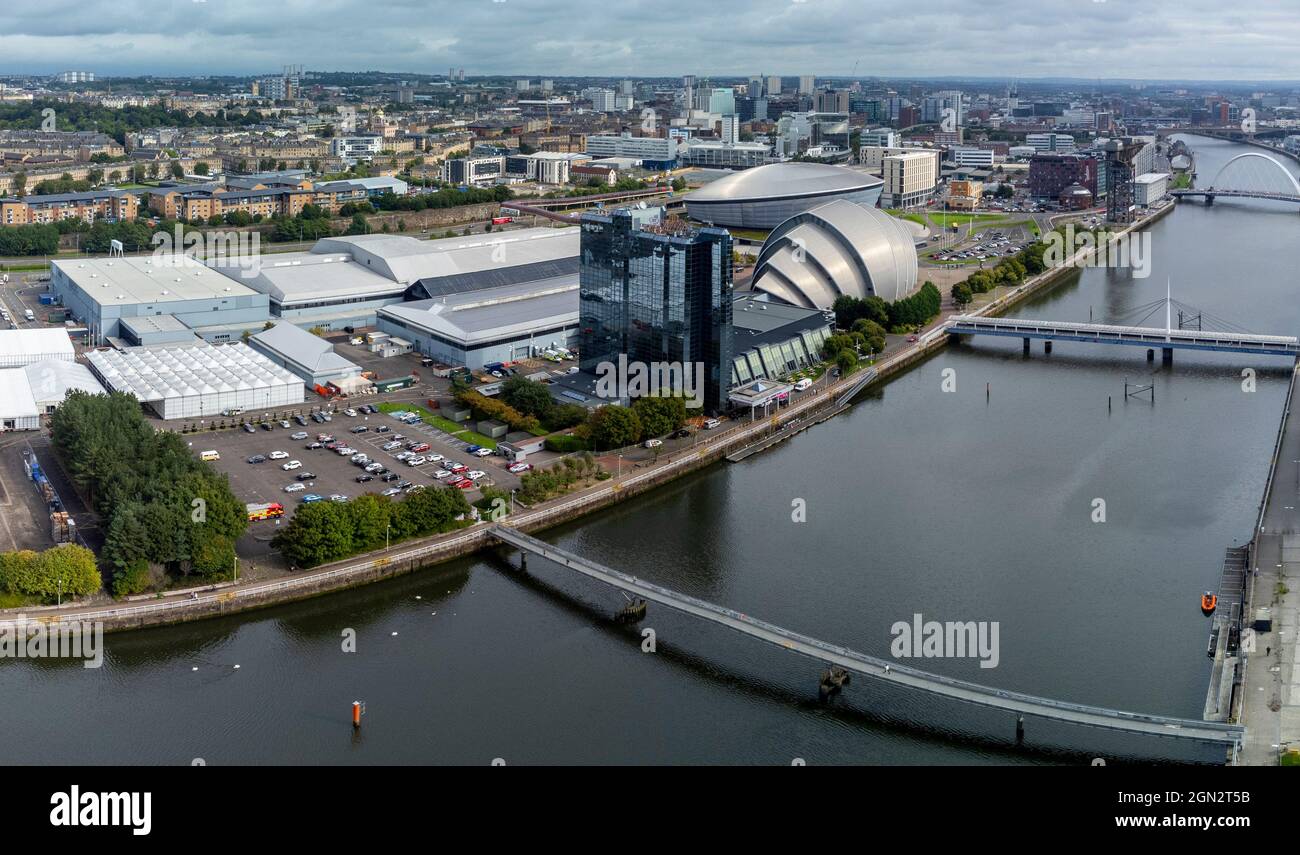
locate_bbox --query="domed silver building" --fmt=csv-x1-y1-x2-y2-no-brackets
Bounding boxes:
684,162,883,229
750,200,919,309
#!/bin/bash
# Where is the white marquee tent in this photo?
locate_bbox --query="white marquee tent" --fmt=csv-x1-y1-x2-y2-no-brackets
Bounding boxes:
85,342,304,420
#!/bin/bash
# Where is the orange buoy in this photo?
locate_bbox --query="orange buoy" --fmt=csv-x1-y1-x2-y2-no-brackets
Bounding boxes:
1201,592,1217,617
352,701,362,729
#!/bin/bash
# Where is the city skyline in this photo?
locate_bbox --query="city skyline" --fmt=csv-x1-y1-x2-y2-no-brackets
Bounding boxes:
3,0,1300,81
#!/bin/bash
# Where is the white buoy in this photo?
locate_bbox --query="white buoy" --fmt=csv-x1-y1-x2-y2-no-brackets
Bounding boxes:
192,666,198,671
233,664,240,670
391,631,398,636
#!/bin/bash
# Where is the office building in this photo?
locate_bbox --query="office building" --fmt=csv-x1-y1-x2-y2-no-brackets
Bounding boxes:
950,147,995,168
1133,172,1170,207
881,149,940,208
578,208,733,413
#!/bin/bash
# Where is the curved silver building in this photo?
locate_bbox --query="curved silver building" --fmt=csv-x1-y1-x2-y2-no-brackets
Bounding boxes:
750,199,919,309
684,162,883,229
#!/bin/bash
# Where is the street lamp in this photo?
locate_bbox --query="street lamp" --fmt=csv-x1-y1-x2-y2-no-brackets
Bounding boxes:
617,454,623,478
56,577,63,607
386,523,391,552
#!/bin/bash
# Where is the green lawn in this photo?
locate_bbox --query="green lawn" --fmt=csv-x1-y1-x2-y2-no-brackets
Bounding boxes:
377,402,498,449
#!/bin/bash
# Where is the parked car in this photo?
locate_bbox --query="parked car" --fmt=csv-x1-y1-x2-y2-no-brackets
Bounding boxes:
453,479,475,490
269,450,289,460
246,454,267,464
350,453,369,463
407,456,428,466
365,462,385,473
242,423,257,433
465,444,482,453
291,431,309,440
703,418,721,429
284,483,306,493
306,442,324,450
450,463,468,474
375,425,391,433
281,460,302,471
644,438,663,448
427,453,444,463
381,473,401,482
301,494,324,503
466,470,485,481
382,487,402,497
405,484,426,494
508,462,532,474
295,472,316,481
670,428,691,439
329,494,348,503
383,441,403,451
409,442,431,453
260,422,274,431
350,425,369,434
343,408,357,417
310,413,324,424
279,420,291,429
433,469,452,479
294,415,308,426
316,434,333,442
356,474,373,483
473,447,492,457
397,480,414,490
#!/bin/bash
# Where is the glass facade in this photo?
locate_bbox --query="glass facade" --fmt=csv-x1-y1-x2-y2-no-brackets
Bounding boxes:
579,209,733,413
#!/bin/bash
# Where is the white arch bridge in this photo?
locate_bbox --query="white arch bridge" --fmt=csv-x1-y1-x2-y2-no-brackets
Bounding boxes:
1171,152,1300,206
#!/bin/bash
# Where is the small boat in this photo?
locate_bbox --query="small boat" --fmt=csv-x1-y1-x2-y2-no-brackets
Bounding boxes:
1201,591,1217,617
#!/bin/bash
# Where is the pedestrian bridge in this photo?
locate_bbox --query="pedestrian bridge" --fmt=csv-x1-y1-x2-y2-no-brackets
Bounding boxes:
948,315,1300,358
488,525,1245,747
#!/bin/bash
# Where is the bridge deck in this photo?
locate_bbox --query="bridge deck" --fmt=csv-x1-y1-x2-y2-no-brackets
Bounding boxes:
949,315,1300,357
489,525,1245,745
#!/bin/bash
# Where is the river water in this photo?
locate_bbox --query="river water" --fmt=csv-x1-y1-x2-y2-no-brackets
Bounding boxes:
4,136,1299,765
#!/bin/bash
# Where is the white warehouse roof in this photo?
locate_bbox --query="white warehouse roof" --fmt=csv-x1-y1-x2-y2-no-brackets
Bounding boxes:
85,342,301,403
0,328,76,368
0,370,41,422
23,359,105,407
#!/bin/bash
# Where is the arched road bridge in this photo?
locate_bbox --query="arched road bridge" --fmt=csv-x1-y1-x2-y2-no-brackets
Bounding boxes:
1172,152,1300,206
489,525,1244,748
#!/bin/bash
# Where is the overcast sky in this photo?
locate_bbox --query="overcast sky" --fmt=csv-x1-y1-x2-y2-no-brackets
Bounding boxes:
2,0,1299,82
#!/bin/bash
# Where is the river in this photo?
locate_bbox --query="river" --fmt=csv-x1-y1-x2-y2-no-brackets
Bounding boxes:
4,136,1299,765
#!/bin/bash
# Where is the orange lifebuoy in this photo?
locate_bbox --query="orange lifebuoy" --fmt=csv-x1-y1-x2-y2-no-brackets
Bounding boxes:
1201,593,1217,617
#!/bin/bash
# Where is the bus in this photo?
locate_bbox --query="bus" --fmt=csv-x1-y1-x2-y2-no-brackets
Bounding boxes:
491,216,513,225
246,502,285,522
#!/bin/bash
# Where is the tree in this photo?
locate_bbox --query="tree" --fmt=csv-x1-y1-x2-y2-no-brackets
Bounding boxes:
631,395,687,438
500,376,554,421
271,502,356,568
587,405,643,450
836,349,857,376
195,162,210,176
170,162,184,179
952,282,973,309
0,545,101,601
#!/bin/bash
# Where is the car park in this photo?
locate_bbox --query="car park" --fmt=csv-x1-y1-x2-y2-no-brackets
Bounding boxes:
284,483,305,493
247,454,267,464
282,460,302,471
269,451,289,459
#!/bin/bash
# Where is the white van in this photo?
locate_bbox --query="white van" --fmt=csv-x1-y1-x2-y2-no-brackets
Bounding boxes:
702,418,721,430
199,450,221,461
794,378,813,392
